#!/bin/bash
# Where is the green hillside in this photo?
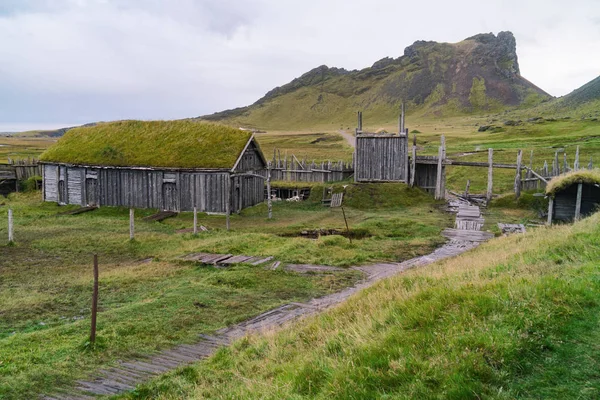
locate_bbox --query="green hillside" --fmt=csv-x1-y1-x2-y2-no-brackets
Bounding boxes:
121,212,600,399
200,32,551,130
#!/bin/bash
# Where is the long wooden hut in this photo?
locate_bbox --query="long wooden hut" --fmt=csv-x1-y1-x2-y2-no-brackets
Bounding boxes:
39,120,267,213
546,169,600,223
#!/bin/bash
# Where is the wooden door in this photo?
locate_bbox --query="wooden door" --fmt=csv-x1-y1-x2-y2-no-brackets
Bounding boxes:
86,178,98,206
163,182,178,211
58,180,66,204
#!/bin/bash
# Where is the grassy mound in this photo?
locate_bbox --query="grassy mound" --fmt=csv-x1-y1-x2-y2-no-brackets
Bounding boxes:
40,120,252,169
123,213,600,399
546,169,600,196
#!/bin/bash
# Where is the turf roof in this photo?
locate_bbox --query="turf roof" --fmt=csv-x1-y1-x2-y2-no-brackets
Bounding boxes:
40,120,254,169
546,169,600,196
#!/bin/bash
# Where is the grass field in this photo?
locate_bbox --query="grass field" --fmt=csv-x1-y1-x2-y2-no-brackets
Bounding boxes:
0,183,466,399
117,211,600,400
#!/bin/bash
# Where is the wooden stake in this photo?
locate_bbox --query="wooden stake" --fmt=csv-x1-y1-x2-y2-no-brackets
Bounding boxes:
226,175,231,231
435,143,444,200
547,197,554,225
90,254,99,345
574,146,580,171
575,182,583,220
193,207,198,235
487,148,493,202
589,156,594,170
341,206,352,245
464,180,471,197
129,208,134,240
554,151,559,176
8,209,13,243
515,150,523,199
267,163,272,219
410,145,416,187
563,152,567,174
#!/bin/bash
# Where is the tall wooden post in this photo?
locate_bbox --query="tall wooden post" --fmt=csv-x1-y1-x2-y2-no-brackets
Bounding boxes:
515,150,523,199
486,148,493,203
8,209,13,243
193,207,198,235
574,182,583,221
129,208,134,240
563,153,567,174
547,197,554,225
589,157,594,170
225,174,231,231
404,128,409,184
410,144,416,187
464,180,471,197
400,102,405,133
267,163,272,219
554,151,559,176
574,146,580,171
435,136,445,200
90,254,99,345
357,111,363,133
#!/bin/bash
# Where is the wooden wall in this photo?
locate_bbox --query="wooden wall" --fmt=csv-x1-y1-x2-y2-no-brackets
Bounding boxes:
42,165,265,213
355,135,408,182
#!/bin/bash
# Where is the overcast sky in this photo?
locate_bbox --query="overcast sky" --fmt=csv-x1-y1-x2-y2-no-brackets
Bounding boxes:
1,0,599,131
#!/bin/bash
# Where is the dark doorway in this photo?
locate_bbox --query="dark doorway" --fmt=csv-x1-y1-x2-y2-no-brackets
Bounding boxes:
86,178,98,206
58,180,67,204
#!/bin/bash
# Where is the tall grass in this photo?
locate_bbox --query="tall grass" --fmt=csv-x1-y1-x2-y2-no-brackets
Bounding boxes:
124,213,600,399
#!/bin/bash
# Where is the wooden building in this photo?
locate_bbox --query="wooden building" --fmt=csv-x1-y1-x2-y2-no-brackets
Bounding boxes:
39,120,267,213
546,170,600,223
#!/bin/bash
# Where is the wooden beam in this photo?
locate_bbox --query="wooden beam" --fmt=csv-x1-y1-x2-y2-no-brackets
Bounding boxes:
267,163,272,219
575,182,583,220
547,197,554,225
410,145,416,187
225,174,231,230
8,209,13,243
524,167,548,183
515,150,523,199
574,145,580,171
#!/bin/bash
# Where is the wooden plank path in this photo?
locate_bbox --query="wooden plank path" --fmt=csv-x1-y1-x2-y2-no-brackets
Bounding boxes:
43,203,492,399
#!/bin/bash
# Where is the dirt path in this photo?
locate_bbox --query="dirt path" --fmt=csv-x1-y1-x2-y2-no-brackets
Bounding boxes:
338,129,356,148
44,204,490,399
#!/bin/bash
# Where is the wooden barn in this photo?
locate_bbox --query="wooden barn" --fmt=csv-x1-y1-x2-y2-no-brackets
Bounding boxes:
39,120,267,213
546,170,600,223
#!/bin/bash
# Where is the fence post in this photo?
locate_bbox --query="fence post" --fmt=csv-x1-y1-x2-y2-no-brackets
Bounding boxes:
90,254,99,345
410,144,416,187
574,146,580,171
547,197,554,225
487,148,493,203
129,208,134,240
267,163,272,219
226,175,231,231
8,209,13,243
515,150,522,199
435,136,445,200
193,206,198,235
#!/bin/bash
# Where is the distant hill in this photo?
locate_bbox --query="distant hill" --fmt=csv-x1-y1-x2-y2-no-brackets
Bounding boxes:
200,31,552,130
11,123,98,138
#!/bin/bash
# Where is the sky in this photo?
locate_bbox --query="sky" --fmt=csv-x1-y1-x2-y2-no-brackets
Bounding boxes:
0,0,599,131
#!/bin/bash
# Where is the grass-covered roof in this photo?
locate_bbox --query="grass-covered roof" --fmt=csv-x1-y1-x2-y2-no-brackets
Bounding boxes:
546,169,600,196
40,120,254,169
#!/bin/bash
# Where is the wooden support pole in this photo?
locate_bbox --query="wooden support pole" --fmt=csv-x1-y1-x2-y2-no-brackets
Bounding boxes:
90,254,99,345
574,146,580,171
589,157,594,170
554,151,559,176
563,152,568,174
193,207,198,235
464,180,471,197
515,150,523,199
543,160,548,177
225,175,231,231
8,209,13,243
575,182,583,221
547,197,554,225
435,137,445,200
404,129,409,184
487,148,493,202
267,163,272,219
129,208,135,240
400,102,405,134
410,145,416,187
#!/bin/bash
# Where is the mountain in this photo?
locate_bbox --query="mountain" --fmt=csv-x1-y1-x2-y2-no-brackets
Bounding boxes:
200,31,552,129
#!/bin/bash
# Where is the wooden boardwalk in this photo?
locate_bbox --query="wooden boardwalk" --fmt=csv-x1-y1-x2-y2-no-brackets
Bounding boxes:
43,203,493,399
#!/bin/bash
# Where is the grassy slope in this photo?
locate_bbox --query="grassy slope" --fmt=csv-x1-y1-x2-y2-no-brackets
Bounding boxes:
0,184,454,399
40,120,252,169
120,212,600,400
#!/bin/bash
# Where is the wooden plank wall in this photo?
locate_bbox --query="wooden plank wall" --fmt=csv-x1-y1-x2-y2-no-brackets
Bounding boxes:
552,184,600,221
267,151,353,183
355,135,408,182
42,165,265,213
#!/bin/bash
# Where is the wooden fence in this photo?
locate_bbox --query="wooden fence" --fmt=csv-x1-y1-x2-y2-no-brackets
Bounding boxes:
267,150,354,183
7,158,42,180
